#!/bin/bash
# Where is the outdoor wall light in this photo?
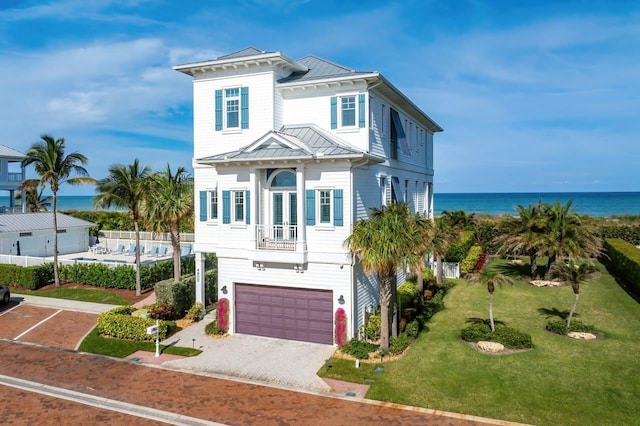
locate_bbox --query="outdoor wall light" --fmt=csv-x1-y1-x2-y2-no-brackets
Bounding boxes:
338,295,345,305
221,286,228,295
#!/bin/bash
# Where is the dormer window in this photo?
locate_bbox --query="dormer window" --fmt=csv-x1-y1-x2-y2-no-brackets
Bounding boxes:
215,87,249,131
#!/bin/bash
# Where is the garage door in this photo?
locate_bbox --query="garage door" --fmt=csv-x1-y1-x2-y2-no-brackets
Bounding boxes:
235,284,333,345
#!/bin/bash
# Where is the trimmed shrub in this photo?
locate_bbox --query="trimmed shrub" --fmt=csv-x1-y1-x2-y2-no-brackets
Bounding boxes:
361,312,381,342
389,334,412,355
341,338,376,359
155,277,194,318
603,238,640,297
217,298,229,333
460,245,483,275
335,308,348,347
546,320,598,335
185,302,204,321
461,324,533,349
97,306,172,341
0,263,53,289
405,320,420,339
600,225,640,246
461,323,492,342
205,320,225,335
147,303,175,320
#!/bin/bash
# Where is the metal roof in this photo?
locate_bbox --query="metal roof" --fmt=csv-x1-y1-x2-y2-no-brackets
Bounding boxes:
0,144,26,160
278,55,373,84
197,125,383,164
217,46,272,59
0,212,94,233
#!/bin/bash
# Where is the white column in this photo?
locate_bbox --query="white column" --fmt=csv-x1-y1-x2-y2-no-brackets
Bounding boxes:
195,251,205,307
296,164,306,253
249,167,258,250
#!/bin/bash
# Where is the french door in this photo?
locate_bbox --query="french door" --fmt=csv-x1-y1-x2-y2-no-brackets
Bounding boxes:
272,191,297,240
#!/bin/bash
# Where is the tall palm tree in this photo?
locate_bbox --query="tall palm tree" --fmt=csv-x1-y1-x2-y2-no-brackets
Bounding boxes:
94,159,151,296
430,216,457,285
471,268,514,332
16,179,52,212
551,260,594,328
22,135,94,286
346,203,430,350
539,201,602,277
145,164,193,281
497,202,546,278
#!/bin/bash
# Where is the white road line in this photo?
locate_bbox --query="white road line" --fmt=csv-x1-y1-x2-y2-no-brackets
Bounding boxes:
0,374,226,426
13,309,62,340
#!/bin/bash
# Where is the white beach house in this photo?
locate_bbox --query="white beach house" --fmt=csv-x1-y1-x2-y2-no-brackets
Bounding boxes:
174,47,442,344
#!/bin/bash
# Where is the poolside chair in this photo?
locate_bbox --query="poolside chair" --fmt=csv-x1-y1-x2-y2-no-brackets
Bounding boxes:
180,245,192,257
157,246,167,257
124,245,136,256
111,244,125,255
147,245,158,256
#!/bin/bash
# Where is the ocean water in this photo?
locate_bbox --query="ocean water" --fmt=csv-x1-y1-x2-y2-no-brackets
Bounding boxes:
1,192,639,216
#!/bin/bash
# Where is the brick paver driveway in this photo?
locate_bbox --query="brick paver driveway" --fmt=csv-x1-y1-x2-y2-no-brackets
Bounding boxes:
0,303,97,350
0,340,507,425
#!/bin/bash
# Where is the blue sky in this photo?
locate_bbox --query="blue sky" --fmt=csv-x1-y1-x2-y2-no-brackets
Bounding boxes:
1,0,638,195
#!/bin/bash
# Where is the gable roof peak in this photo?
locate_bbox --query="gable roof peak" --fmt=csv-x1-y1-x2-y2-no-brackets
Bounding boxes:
217,46,272,60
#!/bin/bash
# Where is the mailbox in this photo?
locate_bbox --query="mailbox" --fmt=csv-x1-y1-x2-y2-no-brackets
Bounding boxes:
146,325,159,335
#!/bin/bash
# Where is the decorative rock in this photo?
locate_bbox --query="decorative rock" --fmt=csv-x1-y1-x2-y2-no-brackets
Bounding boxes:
477,341,505,352
530,280,561,287
568,332,597,340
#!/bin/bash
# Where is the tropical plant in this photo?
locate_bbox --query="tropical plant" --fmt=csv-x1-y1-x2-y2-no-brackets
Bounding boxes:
346,203,431,350
430,216,457,285
16,179,52,212
497,202,546,278
470,268,514,332
539,201,602,277
441,210,476,230
550,260,596,328
22,135,94,286
144,164,193,281
94,159,151,296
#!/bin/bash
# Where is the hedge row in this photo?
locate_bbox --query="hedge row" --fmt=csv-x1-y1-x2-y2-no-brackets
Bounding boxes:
600,225,640,246
0,263,53,289
446,230,476,262
603,238,640,296
97,305,172,341
460,245,483,275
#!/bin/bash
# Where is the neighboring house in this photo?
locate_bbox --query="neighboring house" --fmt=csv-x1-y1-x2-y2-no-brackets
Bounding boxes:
174,47,442,345
0,144,26,213
0,212,93,256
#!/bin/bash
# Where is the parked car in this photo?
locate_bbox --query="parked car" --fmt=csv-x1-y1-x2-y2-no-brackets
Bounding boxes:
0,285,10,304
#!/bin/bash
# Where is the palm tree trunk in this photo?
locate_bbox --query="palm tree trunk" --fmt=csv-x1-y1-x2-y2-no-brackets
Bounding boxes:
545,254,556,279
391,274,398,338
379,275,392,351
171,225,181,281
52,192,60,287
567,293,579,329
436,256,443,285
134,220,141,297
489,292,495,332
417,261,424,304
529,253,537,278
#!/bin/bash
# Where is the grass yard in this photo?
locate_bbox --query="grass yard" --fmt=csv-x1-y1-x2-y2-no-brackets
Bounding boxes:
319,260,640,426
78,327,202,358
11,287,131,305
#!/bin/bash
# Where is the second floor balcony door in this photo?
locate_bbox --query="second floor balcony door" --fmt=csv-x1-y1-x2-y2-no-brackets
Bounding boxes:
272,191,297,241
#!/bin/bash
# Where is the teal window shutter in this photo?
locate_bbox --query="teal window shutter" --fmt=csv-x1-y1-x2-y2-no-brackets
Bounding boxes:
245,190,251,224
334,189,343,226
358,94,365,128
199,191,207,222
215,90,223,131
222,191,231,224
241,87,249,129
330,96,337,129
306,190,316,225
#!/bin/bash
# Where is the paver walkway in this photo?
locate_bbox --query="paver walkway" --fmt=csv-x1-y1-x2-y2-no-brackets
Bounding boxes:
0,340,512,425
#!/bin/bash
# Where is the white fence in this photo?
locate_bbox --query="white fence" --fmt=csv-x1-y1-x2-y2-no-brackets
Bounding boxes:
0,254,169,270
425,261,460,279
101,230,195,243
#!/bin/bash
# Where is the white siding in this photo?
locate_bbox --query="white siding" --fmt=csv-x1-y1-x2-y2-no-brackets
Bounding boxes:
354,261,378,334
353,166,381,220
193,164,220,254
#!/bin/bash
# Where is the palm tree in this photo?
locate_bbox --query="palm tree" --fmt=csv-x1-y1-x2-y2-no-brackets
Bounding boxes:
346,203,430,350
94,159,151,296
539,201,602,277
145,164,193,281
430,216,457,285
471,267,514,332
22,135,94,287
16,179,52,212
550,260,595,328
497,202,546,278
441,210,476,231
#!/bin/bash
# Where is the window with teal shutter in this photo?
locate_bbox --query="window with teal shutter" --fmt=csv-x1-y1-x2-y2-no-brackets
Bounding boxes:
330,96,337,129
241,87,249,129
199,191,207,222
215,90,222,131
222,190,231,224
358,94,365,128
306,190,316,225
334,189,343,226
245,190,250,224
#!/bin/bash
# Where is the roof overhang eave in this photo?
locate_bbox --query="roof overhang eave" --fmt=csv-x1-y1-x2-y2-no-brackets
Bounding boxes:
195,152,383,165
173,52,308,75
277,72,380,88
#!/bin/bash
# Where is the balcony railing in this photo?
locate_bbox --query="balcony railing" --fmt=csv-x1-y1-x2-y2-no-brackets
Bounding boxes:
256,224,298,251
8,173,23,182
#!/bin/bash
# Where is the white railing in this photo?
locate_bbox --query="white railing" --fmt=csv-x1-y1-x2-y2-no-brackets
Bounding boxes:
425,260,460,279
0,254,167,269
8,172,23,182
256,224,297,251
101,230,195,243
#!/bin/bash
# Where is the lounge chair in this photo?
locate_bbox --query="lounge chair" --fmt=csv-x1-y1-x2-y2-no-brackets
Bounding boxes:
124,245,136,256
147,245,158,256
157,246,167,257
111,244,125,255
180,245,192,257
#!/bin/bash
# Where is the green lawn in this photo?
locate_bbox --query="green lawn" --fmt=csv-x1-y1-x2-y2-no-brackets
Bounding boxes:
319,260,640,426
78,327,202,358
11,287,130,305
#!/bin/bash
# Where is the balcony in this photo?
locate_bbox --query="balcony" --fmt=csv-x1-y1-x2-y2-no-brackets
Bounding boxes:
8,173,22,182
256,224,298,251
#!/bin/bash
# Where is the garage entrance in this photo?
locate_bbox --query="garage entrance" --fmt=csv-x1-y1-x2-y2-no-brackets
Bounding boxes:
235,284,333,344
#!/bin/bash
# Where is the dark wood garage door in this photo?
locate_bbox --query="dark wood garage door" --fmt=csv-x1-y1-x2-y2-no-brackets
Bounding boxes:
235,284,334,345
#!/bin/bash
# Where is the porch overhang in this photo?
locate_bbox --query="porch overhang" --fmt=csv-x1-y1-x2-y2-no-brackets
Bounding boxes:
195,152,384,166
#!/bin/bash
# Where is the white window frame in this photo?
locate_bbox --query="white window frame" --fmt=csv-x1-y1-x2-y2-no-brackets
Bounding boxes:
232,190,244,223
224,88,240,130
209,188,218,221
339,94,357,128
